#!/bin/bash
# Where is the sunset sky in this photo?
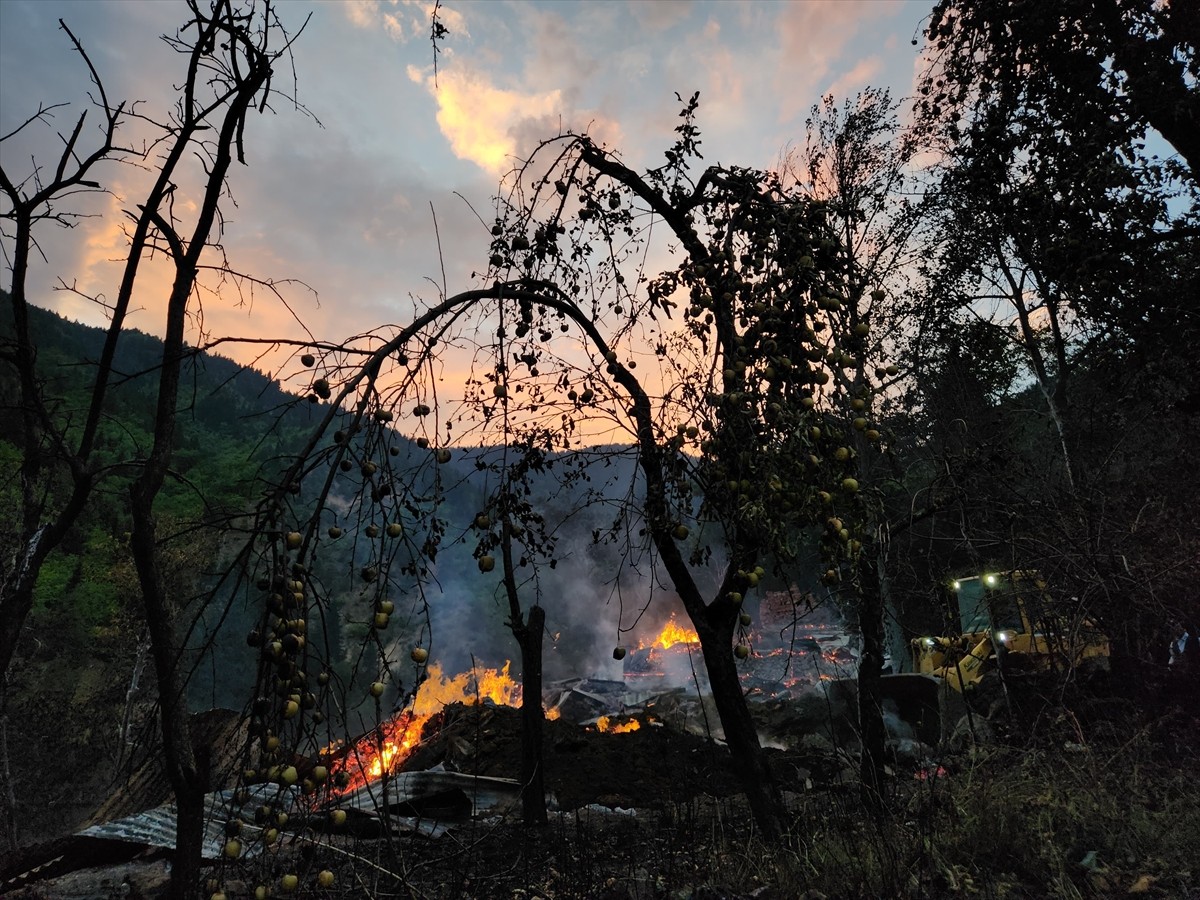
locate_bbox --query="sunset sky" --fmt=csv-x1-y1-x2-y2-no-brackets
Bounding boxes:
1,0,928,383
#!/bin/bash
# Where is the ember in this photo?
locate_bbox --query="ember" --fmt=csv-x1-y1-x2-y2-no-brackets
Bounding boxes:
595,715,641,734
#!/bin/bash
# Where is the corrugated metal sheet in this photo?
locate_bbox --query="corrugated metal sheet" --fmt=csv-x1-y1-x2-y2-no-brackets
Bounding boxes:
76,772,522,857
331,770,524,839
339,770,522,816
79,785,291,859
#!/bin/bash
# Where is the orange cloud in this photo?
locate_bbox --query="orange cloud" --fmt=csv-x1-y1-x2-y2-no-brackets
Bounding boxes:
42,178,326,382
47,186,175,335
407,64,566,175
825,57,884,104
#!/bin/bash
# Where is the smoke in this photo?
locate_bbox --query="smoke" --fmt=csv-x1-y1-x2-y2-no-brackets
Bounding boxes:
404,446,696,682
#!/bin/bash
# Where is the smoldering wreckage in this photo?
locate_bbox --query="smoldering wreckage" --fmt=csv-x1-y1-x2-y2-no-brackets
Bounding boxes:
2,587,1047,897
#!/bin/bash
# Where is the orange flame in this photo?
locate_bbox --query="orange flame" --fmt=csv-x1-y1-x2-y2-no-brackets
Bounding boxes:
639,614,700,650
329,661,522,794
332,709,422,795
595,715,641,734
415,660,521,711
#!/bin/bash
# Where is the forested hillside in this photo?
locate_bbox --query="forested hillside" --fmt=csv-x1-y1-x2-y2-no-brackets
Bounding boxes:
1,294,319,618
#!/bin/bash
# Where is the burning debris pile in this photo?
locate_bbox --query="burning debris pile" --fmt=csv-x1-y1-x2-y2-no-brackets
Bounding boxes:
323,599,864,793
4,599,875,895
325,662,522,795
616,603,859,697
383,701,759,810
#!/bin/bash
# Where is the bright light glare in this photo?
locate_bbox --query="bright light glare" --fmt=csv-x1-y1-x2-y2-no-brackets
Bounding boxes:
984,574,998,586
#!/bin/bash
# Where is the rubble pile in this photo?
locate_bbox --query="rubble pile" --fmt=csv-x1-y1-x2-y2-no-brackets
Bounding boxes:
5,605,885,896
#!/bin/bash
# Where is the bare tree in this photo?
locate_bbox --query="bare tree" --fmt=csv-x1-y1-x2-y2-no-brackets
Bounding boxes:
0,24,127,785
0,2,310,890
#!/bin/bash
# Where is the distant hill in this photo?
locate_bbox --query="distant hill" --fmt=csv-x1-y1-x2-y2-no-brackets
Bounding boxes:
0,296,324,514
1,299,826,709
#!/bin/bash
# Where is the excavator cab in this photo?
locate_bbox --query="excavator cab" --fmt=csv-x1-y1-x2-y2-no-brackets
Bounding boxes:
912,573,1027,691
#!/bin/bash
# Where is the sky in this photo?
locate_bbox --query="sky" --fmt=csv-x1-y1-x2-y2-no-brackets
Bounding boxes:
0,0,929,389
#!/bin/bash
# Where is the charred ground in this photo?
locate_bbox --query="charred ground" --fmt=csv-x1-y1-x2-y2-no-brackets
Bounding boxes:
5,675,1199,899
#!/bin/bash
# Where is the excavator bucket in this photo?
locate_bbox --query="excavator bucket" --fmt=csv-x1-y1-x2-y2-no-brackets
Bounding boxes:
879,673,961,746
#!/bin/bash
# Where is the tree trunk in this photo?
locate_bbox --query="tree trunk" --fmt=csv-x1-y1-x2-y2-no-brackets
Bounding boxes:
857,558,888,810
0,677,17,853
128,495,204,900
172,779,207,900
1003,256,1077,493
499,508,547,827
697,612,787,841
517,605,547,826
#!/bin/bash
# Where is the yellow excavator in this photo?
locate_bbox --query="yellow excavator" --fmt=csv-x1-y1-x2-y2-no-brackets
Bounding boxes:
913,571,1110,690
883,571,1110,744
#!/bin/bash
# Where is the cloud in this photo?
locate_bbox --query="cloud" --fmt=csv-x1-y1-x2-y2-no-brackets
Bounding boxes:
4,0,932,404
343,0,468,42
773,0,902,122
407,64,564,175
627,0,694,32
406,47,624,177
825,56,885,103
343,0,380,31
341,0,412,41
699,25,745,111
422,0,468,38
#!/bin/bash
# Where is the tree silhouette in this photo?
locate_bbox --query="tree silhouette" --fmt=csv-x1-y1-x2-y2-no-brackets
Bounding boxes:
0,2,312,891
247,95,902,839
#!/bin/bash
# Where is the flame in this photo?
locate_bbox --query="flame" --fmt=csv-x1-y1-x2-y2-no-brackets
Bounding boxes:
331,709,422,795
414,660,522,711
545,706,561,721
595,715,641,734
639,614,700,650
329,661,522,794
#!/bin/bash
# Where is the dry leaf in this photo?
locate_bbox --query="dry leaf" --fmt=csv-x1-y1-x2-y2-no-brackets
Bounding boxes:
1127,874,1156,894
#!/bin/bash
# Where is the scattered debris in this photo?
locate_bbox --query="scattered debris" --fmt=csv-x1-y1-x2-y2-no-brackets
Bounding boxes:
81,787,280,860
